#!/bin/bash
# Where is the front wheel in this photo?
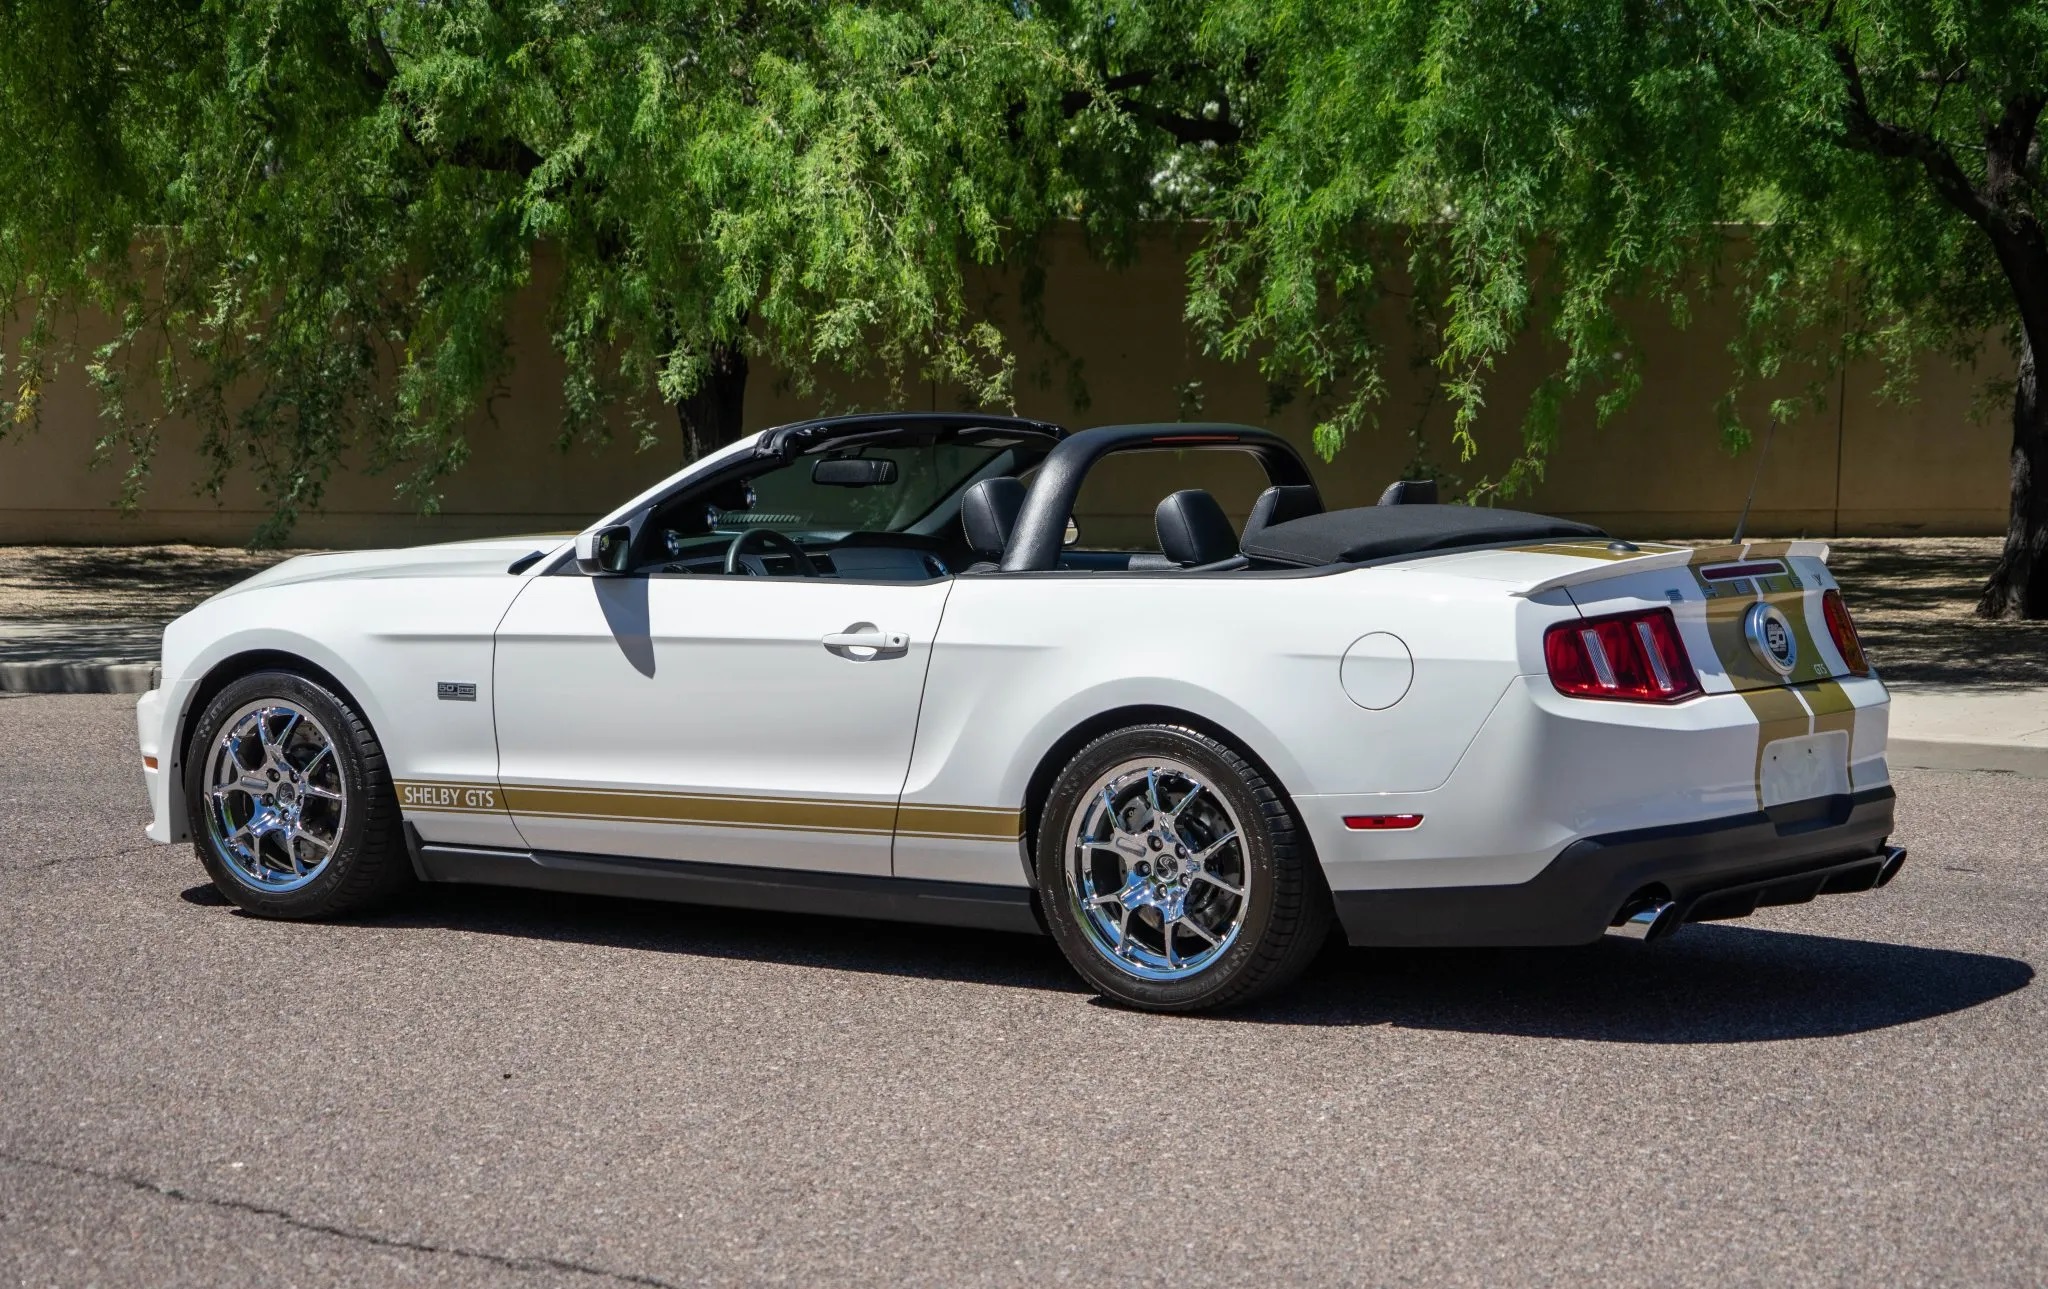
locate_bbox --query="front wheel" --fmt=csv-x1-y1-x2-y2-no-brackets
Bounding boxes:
1035,724,1332,1012
184,669,412,919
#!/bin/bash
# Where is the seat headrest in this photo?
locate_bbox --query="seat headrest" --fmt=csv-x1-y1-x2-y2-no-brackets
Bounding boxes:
1245,484,1323,536
1377,478,1440,505
1155,489,1239,567
960,477,1026,559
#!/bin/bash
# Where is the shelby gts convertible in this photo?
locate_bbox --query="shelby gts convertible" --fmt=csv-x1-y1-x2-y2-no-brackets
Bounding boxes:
137,413,1904,1012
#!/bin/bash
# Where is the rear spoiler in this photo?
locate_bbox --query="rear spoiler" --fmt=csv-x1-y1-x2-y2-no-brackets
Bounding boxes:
1510,540,1832,598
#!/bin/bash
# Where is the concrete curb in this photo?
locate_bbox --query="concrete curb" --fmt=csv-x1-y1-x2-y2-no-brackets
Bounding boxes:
1887,738,2048,779
0,660,159,695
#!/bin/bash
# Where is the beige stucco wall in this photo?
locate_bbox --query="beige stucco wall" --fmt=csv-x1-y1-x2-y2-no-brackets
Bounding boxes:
0,229,2015,548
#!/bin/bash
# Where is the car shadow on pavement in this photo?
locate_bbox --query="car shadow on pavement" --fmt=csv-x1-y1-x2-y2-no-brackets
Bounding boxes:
1253,926,2033,1042
214,882,2035,1043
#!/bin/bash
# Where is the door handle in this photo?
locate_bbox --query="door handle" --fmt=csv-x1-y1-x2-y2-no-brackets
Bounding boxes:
822,624,909,658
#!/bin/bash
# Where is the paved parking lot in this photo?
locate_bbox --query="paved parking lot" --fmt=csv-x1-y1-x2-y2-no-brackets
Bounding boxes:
2,691,2043,1286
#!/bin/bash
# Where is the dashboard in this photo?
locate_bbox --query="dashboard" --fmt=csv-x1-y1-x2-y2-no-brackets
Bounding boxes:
645,529,951,581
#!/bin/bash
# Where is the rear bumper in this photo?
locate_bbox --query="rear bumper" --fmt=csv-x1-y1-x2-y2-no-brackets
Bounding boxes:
1334,785,1896,947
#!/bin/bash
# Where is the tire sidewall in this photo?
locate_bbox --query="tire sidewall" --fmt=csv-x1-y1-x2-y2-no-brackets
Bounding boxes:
1035,725,1290,1011
184,670,383,918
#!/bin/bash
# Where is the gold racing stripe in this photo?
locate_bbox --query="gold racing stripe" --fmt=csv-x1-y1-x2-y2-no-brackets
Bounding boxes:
1737,686,1813,789
501,785,898,835
895,803,1027,841
399,779,1022,841
1678,544,1859,801
1510,541,1687,562
1802,679,1859,744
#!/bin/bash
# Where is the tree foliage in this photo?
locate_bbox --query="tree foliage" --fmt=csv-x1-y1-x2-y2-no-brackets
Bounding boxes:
0,0,1106,541
2,1,2044,617
1164,0,2047,613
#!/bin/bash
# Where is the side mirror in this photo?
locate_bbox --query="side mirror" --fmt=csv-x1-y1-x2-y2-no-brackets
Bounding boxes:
574,523,634,576
813,457,899,487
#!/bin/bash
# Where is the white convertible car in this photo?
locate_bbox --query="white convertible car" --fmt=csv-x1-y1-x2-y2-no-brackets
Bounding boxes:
136,413,1904,1011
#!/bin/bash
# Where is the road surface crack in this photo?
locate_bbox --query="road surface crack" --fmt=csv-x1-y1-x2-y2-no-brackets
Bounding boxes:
23,841,161,872
0,1149,686,1287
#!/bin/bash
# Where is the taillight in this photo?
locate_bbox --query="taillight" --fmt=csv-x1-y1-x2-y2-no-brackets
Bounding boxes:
1544,608,1702,703
1822,589,1869,675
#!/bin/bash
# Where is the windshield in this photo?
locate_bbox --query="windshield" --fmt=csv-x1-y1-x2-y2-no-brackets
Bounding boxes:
718,443,1008,534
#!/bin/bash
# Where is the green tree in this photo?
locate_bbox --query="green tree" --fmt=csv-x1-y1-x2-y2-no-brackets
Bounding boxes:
0,0,1110,542
1168,0,2048,617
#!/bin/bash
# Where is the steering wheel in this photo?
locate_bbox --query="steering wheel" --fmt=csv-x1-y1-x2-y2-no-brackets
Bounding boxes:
723,527,820,577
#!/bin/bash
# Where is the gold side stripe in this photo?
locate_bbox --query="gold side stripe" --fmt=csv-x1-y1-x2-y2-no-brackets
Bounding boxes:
896,803,1026,840
394,780,1021,840
503,786,896,833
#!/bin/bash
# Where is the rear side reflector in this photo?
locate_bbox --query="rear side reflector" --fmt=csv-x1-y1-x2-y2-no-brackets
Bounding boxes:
1822,589,1870,675
1344,814,1424,830
1544,607,1702,703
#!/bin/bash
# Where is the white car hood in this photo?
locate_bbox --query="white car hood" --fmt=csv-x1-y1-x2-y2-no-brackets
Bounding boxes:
209,536,568,601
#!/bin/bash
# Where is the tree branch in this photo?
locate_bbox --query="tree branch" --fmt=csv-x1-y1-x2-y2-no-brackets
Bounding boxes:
1985,90,2047,205
1056,69,1243,145
1831,41,2002,230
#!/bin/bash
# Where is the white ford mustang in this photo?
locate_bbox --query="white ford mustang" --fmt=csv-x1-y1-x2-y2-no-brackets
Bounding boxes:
136,413,1903,1012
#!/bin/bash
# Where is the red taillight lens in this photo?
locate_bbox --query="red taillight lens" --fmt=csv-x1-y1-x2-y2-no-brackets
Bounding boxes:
1822,589,1869,675
1544,608,1702,702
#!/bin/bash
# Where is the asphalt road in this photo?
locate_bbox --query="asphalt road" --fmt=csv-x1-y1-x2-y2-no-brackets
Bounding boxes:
2,692,2043,1287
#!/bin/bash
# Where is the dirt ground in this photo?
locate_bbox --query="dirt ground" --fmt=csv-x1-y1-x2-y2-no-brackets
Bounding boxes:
0,537,2039,686
1822,538,2047,689
0,545,304,624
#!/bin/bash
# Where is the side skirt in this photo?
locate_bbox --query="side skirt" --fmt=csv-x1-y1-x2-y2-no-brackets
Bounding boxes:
415,842,1046,936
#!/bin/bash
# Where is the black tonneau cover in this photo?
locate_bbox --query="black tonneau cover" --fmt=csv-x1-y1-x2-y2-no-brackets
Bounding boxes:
1241,504,1605,568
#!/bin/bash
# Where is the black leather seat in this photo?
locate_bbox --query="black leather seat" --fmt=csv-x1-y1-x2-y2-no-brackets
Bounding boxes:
1244,484,1322,537
1154,489,1239,567
1377,478,1440,505
959,476,1026,571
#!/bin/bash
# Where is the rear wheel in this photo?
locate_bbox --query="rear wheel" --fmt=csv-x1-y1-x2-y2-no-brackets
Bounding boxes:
1035,724,1331,1012
184,670,411,919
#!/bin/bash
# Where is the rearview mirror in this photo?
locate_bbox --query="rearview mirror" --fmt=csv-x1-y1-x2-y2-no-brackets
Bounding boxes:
813,457,899,487
574,523,634,576
1064,518,1080,547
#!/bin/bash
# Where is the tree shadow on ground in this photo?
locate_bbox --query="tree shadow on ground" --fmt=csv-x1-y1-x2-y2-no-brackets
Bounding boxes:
1824,541,2048,688
199,882,2033,1045
0,546,290,624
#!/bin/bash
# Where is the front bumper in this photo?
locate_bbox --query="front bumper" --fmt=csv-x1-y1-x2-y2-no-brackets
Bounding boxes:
1334,785,1897,947
137,683,190,844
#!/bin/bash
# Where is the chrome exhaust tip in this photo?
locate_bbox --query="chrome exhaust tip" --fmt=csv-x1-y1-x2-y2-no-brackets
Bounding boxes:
1876,844,1908,888
1608,899,1680,942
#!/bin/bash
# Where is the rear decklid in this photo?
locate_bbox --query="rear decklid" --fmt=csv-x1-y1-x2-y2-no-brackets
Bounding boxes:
1401,536,1885,808
1404,537,1866,687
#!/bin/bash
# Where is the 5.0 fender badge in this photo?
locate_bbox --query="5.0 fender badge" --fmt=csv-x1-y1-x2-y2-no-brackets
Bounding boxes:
437,681,478,702
1743,603,1798,677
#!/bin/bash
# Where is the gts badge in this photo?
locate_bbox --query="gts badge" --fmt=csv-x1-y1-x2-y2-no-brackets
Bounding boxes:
437,681,478,702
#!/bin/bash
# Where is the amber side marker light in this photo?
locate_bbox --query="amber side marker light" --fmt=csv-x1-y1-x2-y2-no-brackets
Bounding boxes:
1822,588,1871,675
1344,814,1424,831
142,756,159,770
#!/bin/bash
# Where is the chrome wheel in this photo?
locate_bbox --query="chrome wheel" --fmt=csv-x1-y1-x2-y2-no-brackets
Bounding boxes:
201,700,347,893
1065,758,1250,981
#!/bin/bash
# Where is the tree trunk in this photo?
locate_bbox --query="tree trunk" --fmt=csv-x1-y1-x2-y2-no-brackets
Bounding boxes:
1978,331,2048,619
677,341,750,464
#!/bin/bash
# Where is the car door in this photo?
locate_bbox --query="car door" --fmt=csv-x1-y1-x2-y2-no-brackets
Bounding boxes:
492,569,952,875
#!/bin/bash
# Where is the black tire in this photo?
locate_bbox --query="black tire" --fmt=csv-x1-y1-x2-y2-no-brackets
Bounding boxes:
1035,724,1332,1012
183,669,412,919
